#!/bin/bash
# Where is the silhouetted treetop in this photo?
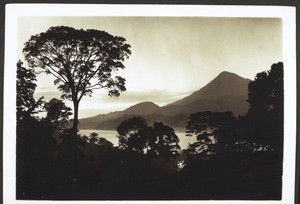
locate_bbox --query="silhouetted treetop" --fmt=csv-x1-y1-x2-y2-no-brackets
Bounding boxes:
247,62,283,116
98,137,113,148
186,111,236,136
185,111,236,156
89,132,99,144
16,60,43,120
151,122,181,159
23,26,131,99
117,116,180,159
23,26,131,131
246,62,283,150
117,116,149,153
44,98,72,127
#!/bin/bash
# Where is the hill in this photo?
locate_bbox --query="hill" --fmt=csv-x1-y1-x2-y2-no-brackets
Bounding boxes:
78,101,161,130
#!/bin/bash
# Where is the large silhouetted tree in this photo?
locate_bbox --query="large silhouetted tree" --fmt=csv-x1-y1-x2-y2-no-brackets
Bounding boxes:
23,26,131,135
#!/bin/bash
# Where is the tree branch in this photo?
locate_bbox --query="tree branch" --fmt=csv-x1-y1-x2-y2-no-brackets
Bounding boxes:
44,64,68,83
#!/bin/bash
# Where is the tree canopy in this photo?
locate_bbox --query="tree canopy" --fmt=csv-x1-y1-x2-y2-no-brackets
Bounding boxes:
116,116,180,158
247,62,283,116
185,111,236,157
246,62,283,150
151,122,180,159
116,116,150,153
16,60,43,121
23,26,131,131
44,98,72,127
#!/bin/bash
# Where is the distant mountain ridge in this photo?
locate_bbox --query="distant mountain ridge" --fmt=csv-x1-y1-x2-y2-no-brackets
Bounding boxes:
78,71,251,130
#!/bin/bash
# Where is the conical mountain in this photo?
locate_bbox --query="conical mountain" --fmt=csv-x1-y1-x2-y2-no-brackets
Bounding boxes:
170,71,251,106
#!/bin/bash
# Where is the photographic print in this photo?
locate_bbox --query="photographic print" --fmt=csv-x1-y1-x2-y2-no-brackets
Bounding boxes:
4,4,297,203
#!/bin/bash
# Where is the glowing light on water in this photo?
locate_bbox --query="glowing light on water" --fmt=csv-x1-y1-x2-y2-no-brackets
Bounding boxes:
79,129,197,149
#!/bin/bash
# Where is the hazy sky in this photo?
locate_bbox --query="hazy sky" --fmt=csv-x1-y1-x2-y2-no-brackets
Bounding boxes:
18,17,282,118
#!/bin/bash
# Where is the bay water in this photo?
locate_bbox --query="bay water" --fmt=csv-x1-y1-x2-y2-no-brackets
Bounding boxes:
79,129,197,150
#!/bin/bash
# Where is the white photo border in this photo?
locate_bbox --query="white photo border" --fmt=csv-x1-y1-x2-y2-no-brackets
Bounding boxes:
4,4,297,204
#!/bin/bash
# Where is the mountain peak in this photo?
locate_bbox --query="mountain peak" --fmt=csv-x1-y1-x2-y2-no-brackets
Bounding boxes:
169,71,250,107
123,101,160,115
127,101,160,108
217,71,245,79
219,71,233,75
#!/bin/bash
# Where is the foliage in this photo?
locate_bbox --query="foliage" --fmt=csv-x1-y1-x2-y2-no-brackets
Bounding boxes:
117,116,180,158
44,98,72,127
16,60,44,120
247,62,283,116
116,116,150,153
97,137,114,151
16,58,284,200
150,122,181,159
89,132,99,144
185,111,236,157
17,116,57,199
78,134,89,146
23,26,131,131
246,62,283,150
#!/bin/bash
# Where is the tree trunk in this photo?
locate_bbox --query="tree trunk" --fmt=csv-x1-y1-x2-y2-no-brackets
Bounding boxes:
73,100,79,129
72,100,79,141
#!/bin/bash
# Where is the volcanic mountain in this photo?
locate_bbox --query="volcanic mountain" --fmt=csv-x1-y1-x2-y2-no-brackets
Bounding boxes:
160,71,251,116
170,71,250,106
78,71,251,130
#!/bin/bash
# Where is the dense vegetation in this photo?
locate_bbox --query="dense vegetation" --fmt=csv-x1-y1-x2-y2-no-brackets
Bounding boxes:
16,60,283,200
17,26,283,200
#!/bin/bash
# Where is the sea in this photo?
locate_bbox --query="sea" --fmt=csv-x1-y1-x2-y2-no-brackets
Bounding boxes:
79,129,197,150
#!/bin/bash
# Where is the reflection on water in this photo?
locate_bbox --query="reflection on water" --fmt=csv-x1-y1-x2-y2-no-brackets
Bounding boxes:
79,129,197,150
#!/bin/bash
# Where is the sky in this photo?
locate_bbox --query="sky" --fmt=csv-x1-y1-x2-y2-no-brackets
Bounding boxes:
18,17,282,118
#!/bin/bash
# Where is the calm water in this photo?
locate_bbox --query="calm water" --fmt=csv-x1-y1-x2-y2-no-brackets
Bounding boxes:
79,129,197,150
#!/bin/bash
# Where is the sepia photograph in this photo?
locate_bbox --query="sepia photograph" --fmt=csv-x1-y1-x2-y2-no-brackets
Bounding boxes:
4,4,297,203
